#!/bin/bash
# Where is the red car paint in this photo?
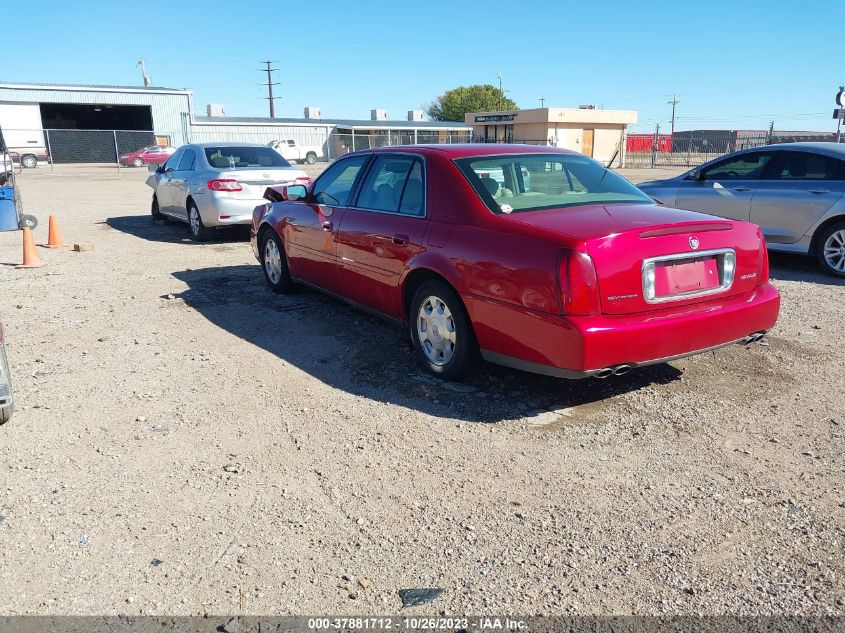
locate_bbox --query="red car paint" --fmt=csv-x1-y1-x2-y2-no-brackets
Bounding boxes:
251,145,780,378
119,146,175,166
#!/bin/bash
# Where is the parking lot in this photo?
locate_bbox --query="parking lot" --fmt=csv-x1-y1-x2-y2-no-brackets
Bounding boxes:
0,164,843,615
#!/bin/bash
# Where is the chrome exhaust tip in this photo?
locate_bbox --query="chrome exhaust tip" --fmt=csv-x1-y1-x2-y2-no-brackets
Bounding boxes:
594,368,614,379
612,364,632,376
742,331,766,345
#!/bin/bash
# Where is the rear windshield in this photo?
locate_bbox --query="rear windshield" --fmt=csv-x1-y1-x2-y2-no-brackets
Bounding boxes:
455,153,651,214
204,146,291,169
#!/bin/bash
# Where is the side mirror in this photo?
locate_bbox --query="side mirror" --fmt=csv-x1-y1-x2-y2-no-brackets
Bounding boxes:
687,169,703,181
147,164,158,173
264,184,307,202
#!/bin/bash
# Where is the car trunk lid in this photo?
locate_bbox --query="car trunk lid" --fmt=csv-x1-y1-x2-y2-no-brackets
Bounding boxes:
216,168,309,199
505,203,763,315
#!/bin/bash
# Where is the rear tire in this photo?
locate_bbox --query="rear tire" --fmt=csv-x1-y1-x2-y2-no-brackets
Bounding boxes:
132,157,145,167
305,152,317,165
260,230,293,293
409,280,481,381
816,221,845,278
21,154,37,169
188,202,214,241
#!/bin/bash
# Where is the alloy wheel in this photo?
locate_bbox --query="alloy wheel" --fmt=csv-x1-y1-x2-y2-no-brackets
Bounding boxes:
264,238,282,284
823,229,845,273
417,296,456,366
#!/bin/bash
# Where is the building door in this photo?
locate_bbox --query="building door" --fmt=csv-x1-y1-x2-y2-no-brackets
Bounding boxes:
582,129,595,157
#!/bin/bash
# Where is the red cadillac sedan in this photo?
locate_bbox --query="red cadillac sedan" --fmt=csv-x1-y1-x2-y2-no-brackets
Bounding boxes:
250,145,780,381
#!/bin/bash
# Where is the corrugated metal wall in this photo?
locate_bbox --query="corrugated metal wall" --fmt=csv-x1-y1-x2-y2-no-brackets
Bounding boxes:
0,85,193,146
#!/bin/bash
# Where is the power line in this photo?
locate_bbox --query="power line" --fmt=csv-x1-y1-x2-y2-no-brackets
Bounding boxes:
259,60,280,118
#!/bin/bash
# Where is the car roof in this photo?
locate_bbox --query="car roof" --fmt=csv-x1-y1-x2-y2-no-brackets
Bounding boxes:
187,142,273,149
349,144,579,159
734,142,845,157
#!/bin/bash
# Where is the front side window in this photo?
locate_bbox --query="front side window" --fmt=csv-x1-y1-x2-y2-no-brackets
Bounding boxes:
700,152,773,181
204,146,292,169
356,155,425,216
455,153,650,214
312,155,369,206
773,152,845,180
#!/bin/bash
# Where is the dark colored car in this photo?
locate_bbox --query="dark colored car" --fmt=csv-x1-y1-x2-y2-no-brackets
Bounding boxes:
120,145,175,167
251,145,779,381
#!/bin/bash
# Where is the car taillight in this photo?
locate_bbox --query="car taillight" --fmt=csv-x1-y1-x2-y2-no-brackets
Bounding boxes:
207,179,242,192
294,177,313,186
757,237,770,285
558,250,601,315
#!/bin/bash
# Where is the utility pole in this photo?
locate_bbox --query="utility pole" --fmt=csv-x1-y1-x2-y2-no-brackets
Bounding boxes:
539,97,546,108
137,59,151,87
668,94,680,137
260,61,280,118
768,120,775,144
497,73,504,110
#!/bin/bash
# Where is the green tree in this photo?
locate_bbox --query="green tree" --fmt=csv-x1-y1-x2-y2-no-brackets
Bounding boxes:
425,84,518,122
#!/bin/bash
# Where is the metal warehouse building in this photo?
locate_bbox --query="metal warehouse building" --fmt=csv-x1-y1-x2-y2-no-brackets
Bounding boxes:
0,81,471,164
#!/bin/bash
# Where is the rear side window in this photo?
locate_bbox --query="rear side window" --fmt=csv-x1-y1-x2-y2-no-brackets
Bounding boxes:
178,150,195,171
356,155,425,216
204,146,291,169
773,152,845,180
163,149,184,170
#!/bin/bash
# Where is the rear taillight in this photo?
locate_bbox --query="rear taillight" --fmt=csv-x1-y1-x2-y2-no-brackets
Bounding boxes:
558,250,601,315
757,238,770,285
207,179,242,192
294,177,313,186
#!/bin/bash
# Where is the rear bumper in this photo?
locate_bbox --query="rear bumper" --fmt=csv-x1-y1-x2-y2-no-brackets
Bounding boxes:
194,194,266,228
470,283,781,378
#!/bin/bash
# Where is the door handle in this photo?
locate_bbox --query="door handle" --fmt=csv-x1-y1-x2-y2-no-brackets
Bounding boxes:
392,234,409,246
731,186,751,192
808,189,830,194
322,221,333,231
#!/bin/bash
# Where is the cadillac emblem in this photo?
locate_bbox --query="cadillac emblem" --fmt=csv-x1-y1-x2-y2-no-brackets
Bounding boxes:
689,236,700,250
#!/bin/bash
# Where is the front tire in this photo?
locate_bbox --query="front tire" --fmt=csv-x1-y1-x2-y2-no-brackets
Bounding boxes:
816,221,845,277
21,154,37,169
188,202,214,241
409,280,480,381
132,157,145,167
151,195,166,222
260,230,293,293
19,214,38,230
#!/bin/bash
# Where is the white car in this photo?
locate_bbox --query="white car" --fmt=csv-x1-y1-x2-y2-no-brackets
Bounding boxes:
268,139,323,165
146,143,311,241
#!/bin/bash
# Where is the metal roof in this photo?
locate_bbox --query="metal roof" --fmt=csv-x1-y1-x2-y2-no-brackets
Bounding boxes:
192,115,470,130
0,81,191,94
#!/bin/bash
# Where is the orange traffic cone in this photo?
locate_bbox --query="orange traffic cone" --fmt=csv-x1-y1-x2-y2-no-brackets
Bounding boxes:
16,227,46,269
45,215,66,248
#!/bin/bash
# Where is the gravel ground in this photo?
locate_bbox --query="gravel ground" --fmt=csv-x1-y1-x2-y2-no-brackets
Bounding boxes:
0,164,843,616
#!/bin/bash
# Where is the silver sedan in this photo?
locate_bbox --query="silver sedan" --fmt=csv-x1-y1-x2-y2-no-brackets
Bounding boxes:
638,142,845,276
146,143,311,241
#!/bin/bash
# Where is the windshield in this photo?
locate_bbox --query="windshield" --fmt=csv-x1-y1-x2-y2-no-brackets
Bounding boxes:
204,146,292,169
455,153,652,214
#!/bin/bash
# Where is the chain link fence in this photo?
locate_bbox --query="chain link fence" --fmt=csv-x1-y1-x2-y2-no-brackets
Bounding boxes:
625,128,844,169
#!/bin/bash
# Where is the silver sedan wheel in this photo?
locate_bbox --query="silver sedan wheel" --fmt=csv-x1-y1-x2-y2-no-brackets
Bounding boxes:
189,207,201,235
264,239,283,284
417,295,456,366
823,229,845,273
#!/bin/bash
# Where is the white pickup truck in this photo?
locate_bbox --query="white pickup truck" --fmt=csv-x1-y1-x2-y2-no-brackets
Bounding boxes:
267,140,323,165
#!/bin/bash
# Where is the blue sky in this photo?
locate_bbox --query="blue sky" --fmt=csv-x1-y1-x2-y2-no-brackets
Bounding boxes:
5,0,842,133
